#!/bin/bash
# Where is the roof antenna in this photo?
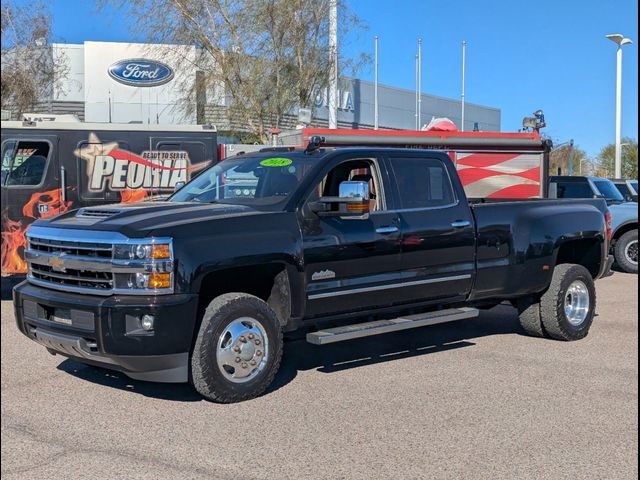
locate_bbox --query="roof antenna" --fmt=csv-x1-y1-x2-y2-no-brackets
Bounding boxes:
305,135,325,154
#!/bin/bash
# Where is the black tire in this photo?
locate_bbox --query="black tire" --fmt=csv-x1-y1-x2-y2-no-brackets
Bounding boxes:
517,297,546,337
191,293,283,403
614,229,638,274
539,264,596,341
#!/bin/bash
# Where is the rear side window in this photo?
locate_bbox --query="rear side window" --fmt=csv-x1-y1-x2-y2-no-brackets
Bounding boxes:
614,183,628,196
554,181,593,198
389,157,454,209
1,140,50,186
593,180,624,201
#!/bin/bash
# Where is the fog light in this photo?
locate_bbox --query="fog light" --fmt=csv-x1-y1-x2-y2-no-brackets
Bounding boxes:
128,272,149,289
141,314,155,331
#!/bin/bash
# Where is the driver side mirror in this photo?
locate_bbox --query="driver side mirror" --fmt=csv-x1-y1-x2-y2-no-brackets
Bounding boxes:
309,181,370,218
174,181,186,192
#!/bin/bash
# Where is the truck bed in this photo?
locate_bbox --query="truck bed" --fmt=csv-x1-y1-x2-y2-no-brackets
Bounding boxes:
469,198,608,301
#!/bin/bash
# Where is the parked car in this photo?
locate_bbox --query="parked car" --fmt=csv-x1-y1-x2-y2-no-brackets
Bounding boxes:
550,176,637,273
14,146,612,403
610,178,638,203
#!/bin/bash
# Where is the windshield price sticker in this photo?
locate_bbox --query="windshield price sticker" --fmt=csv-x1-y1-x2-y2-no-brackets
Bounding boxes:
260,158,292,167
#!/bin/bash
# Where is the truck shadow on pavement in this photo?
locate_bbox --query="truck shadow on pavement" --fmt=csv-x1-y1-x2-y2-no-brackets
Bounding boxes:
55,305,522,402
267,305,520,394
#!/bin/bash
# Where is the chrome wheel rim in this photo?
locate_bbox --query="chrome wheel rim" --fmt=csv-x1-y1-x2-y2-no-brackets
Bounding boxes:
624,239,638,266
564,280,590,326
216,317,269,383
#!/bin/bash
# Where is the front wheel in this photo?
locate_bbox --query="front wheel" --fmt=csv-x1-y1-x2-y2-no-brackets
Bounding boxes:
614,229,638,274
539,264,596,341
191,293,283,403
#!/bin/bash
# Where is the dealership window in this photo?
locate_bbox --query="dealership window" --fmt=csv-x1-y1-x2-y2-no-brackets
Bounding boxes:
389,157,454,209
1,140,50,187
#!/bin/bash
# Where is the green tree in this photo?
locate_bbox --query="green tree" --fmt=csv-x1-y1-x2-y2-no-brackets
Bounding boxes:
102,0,367,143
1,0,68,117
594,138,638,179
549,142,593,176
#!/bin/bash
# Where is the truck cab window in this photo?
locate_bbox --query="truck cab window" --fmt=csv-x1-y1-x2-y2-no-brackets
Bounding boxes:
2,140,49,186
309,159,383,212
389,157,454,209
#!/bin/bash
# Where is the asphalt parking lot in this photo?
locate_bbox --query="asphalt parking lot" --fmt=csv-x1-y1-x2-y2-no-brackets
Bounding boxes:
1,273,638,480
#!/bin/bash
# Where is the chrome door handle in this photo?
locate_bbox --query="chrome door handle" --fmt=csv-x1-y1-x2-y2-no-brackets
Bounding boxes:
60,166,67,202
376,226,399,234
451,220,471,228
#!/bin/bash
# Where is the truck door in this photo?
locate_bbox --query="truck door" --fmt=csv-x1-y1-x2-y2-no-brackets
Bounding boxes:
385,153,476,303
1,134,60,276
300,154,404,317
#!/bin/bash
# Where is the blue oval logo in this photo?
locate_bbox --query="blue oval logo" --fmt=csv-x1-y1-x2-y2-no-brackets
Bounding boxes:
108,58,174,87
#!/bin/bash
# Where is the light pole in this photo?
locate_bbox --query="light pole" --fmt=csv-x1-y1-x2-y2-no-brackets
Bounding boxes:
328,0,338,129
605,33,633,178
461,40,466,132
374,35,379,130
417,38,422,130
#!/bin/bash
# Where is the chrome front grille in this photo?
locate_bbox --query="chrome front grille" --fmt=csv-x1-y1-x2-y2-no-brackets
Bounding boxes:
28,237,113,259
30,263,114,291
27,236,115,292
25,226,174,296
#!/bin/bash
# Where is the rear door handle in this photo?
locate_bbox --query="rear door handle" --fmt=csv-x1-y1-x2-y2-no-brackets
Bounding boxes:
451,220,471,228
376,226,399,234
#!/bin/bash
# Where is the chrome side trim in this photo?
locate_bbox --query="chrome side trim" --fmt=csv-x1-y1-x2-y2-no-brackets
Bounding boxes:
307,274,472,300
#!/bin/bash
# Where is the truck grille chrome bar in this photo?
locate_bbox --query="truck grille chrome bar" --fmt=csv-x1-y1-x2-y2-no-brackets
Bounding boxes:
25,226,174,296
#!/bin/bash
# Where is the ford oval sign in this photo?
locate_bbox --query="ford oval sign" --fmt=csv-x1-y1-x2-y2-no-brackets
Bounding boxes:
108,58,174,87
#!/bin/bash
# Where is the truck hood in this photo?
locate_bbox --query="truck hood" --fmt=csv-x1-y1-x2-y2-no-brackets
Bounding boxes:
33,201,267,237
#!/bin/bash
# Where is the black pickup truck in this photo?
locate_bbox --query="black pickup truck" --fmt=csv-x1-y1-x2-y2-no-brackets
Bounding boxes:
14,145,613,403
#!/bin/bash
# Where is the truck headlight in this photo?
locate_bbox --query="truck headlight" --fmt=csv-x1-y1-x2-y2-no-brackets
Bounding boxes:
112,239,174,293
113,242,172,260
116,272,172,289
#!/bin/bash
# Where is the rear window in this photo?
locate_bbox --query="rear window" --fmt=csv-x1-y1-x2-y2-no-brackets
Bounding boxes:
1,140,50,186
554,181,593,199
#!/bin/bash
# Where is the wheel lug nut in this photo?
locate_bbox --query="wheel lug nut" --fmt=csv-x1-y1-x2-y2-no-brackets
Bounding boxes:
256,350,262,356
241,362,248,368
233,346,241,352
255,339,261,345
250,360,256,366
235,357,241,363
239,336,246,342
248,333,255,340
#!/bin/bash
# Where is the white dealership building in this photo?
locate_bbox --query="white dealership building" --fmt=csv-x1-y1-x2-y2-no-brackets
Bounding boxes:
28,41,501,137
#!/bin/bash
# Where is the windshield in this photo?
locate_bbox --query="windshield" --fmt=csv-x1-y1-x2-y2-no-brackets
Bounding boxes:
593,180,625,201
630,181,638,194
169,153,318,209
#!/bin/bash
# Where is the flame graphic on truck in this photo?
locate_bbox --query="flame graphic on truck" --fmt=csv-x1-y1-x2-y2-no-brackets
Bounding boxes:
1,189,73,275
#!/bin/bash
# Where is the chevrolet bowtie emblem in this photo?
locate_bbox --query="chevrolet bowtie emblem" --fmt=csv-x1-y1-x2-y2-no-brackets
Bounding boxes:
49,256,66,272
